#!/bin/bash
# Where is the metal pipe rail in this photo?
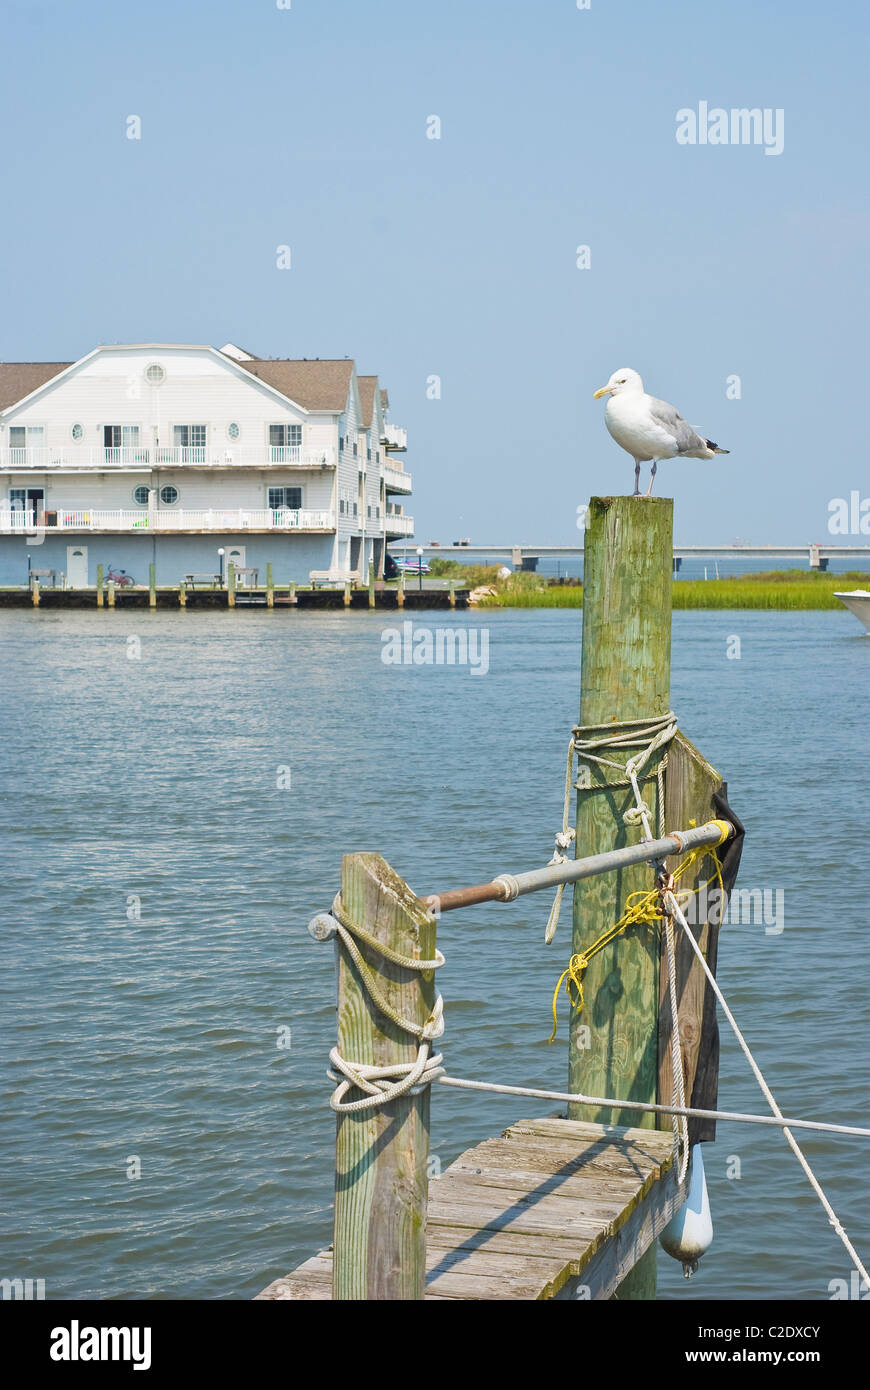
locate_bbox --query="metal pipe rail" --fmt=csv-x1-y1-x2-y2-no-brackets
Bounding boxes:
424,819,732,914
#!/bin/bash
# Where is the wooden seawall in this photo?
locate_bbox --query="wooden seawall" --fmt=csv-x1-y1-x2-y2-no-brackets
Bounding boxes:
258,1117,684,1301
0,586,470,610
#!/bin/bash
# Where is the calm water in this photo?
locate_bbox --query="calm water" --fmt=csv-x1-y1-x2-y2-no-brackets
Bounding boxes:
1,606,868,1301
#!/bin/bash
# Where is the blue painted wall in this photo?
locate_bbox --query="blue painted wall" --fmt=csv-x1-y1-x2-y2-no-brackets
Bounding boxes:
0,534,335,587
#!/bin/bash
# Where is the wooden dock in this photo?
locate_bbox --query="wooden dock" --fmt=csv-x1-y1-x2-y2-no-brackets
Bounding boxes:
257,1116,684,1301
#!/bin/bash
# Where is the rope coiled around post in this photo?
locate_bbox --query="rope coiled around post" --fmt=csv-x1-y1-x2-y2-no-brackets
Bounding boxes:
544,712,679,945
326,892,445,1114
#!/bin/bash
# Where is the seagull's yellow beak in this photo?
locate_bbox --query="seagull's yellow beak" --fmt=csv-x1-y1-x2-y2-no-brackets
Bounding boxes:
593,385,612,399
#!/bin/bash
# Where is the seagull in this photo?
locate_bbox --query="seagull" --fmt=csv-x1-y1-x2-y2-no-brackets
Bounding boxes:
593,368,729,496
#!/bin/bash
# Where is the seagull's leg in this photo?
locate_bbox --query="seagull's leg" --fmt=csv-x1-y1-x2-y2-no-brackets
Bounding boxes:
633,461,641,496
645,461,658,497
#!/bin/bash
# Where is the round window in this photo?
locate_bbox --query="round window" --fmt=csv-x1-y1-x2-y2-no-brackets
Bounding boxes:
227,422,240,441
145,362,166,384
133,486,150,505
71,423,84,441
160,485,179,505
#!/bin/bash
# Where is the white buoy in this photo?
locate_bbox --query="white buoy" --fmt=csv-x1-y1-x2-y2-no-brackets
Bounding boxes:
659,1144,713,1277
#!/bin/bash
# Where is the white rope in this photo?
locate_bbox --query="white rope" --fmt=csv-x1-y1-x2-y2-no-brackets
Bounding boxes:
662,886,870,1287
545,713,677,944
662,903,690,1183
431,1075,870,1140
326,897,445,1114
329,998,445,1113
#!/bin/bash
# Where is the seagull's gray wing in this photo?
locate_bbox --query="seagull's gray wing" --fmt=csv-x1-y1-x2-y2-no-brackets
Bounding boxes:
648,396,707,454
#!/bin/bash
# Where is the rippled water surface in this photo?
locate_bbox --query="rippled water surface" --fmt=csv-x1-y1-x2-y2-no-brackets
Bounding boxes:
2,606,868,1300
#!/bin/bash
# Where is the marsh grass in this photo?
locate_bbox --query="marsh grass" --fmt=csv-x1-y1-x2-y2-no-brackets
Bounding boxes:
465,568,870,610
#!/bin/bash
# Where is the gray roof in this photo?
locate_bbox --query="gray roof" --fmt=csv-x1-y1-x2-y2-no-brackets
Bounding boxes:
0,362,71,410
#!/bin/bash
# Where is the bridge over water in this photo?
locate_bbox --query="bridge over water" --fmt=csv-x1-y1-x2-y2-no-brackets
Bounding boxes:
393,543,870,575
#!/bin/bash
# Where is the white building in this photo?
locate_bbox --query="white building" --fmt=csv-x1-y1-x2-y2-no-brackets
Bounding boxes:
0,342,413,587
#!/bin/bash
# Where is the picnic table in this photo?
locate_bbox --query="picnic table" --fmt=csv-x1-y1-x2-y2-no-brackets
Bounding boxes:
184,573,222,589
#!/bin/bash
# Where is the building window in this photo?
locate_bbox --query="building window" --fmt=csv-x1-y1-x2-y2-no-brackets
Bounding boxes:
173,425,205,445
9,422,43,461
268,486,302,509
353,501,358,516
104,425,143,460
227,422,240,440
269,424,302,447
145,362,166,384
71,423,84,441
160,485,179,505
133,486,150,506
367,504,372,518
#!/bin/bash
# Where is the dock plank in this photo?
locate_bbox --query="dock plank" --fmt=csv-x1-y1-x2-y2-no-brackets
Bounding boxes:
257,1116,686,1301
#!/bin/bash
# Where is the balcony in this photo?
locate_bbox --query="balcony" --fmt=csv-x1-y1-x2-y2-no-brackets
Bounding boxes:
0,508,335,533
383,464,412,494
384,510,414,537
0,445,336,471
381,424,407,453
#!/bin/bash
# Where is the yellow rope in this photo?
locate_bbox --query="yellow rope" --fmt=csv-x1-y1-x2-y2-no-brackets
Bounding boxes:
548,841,726,1042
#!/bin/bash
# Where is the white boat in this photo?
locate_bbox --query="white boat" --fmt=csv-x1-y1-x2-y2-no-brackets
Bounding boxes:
834,589,870,633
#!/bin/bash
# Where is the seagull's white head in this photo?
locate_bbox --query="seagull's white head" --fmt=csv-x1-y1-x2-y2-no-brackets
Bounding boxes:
593,367,644,400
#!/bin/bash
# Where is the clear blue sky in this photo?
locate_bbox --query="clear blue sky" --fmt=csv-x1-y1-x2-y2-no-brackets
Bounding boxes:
2,0,868,544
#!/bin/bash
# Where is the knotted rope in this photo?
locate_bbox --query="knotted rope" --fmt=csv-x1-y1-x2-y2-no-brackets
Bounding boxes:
326,892,445,1114
544,712,678,944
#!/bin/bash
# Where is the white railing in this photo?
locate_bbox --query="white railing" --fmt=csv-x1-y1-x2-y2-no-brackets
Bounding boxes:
0,508,335,533
0,445,335,470
384,512,415,536
383,464,412,493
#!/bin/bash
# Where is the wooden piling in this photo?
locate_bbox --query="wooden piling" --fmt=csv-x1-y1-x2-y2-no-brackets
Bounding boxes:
368,559,375,608
343,580,351,607
266,562,274,608
448,580,456,609
567,495,673,1300
333,853,436,1300
397,571,405,608
31,577,39,607
178,580,186,609
228,561,236,608
96,564,104,608
107,579,115,608
149,562,156,608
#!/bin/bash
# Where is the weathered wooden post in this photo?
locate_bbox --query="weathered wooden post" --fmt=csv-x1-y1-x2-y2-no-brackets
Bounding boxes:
396,570,405,608
289,582,296,605
343,580,351,607
332,853,436,1300
31,576,39,607
568,495,673,1298
149,561,156,609
178,580,187,609
266,562,274,608
107,579,115,608
368,559,375,608
227,561,236,608
96,563,104,608
448,579,456,609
